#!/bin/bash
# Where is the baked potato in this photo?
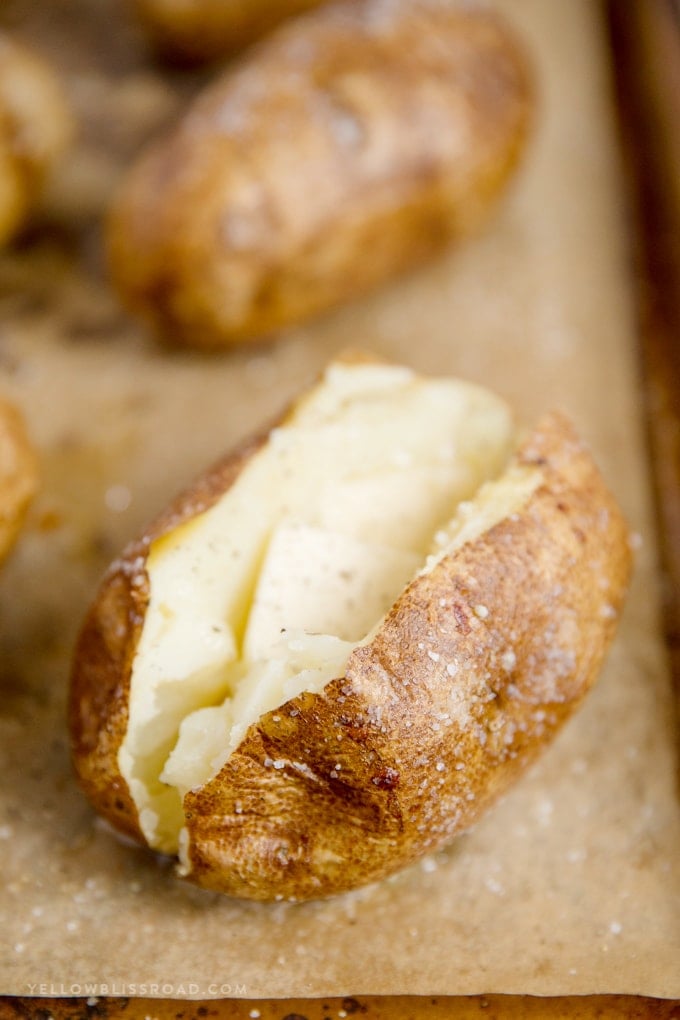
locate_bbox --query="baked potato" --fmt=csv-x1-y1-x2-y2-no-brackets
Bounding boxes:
133,0,327,63
109,0,532,349
0,34,73,246
69,356,631,901
0,396,37,563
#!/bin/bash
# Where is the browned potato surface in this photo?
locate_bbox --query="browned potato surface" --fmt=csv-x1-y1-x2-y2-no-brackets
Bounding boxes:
0,397,38,563
133,0,327,62
69,358,631,901
109,0,532,349
0,34,73,246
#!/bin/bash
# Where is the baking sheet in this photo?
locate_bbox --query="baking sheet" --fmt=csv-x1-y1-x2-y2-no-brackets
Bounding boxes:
0,0,679,1001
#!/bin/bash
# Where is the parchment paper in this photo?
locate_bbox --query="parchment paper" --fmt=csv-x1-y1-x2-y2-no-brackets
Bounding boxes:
0,0,678,1001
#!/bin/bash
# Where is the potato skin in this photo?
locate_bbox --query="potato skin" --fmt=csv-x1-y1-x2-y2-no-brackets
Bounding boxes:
109,0,532,349
0,34,72,245
0,397,38,563
70,409,631,900
183,414,632,898
133,0,327,63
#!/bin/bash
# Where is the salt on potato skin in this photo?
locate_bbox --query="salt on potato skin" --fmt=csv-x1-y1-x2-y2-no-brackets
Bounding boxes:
108,0,532,349
69,398,632,901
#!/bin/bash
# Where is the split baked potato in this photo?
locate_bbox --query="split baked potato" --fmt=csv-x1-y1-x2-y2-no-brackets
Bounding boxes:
0,396,37,563
109,0,532,348
70,357,631,901
0,34,73,246
133,0,327,63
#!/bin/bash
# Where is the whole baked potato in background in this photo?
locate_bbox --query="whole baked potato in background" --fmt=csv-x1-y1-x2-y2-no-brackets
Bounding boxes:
0,33,73,246
0,396,37,564
69,357,631,901
109,0,532,349
133,0,327,62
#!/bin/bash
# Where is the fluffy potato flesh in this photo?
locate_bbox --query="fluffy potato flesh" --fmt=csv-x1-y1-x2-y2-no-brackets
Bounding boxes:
120,362,516,853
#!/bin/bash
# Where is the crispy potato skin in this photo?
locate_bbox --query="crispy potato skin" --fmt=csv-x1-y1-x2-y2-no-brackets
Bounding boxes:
0,398,38,563
109,0,532,349
70,409,631,900
0,34,73,245
134,0,326,63
184,414,632,898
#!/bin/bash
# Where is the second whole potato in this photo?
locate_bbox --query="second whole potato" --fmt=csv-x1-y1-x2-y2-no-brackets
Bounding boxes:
109,0,532,349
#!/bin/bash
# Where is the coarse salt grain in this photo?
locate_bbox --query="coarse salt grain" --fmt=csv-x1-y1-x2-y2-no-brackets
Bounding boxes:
485,876,505,895
535,798,554,825
105,484,132,513
474,604,489,619
500,650,516,671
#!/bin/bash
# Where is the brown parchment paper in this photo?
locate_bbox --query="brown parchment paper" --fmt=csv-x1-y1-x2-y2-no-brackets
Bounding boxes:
0,0,678,1001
